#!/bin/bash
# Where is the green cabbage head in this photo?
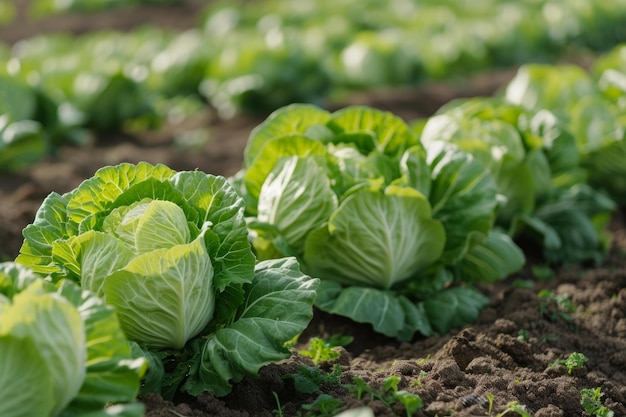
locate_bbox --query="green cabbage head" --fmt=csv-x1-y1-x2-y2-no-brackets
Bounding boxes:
0,261,146,417
16,162,318,398
17,162,252,350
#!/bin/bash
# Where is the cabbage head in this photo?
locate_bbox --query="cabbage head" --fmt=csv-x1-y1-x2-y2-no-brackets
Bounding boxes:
16,162,319,398
0,261,146,417
234,104,524,340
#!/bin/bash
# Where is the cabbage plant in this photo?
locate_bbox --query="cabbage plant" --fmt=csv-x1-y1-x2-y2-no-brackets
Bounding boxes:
418,96,616,264
233,104,524,340
504,63,626,205
16,162,319,398
0,261,146,417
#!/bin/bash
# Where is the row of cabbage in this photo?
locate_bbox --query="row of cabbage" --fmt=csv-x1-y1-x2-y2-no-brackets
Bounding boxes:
2,0,626,170
0,0,181,20
3,49,626,415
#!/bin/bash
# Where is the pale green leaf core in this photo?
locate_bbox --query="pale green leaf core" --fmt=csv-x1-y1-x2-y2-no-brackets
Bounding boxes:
104,230,215,350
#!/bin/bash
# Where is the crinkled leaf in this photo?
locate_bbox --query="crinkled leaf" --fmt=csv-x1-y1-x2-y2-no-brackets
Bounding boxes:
315,281,432,341
452,230,525,283
326,106,419,156
65,162,175,223
169,171,255,289
422,286,489,334
183,257,319,397
17,192,71,275
245,103,331,164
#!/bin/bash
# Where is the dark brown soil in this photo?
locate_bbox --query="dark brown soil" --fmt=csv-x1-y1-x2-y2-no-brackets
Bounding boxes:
2,3,625,417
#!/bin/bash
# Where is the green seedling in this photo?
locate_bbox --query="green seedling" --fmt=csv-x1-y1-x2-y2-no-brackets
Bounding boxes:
410,370,428,387
384,375,401,393
345,377,373,401
538,289,577,329
581,387,614,417
496,401,531,417
394,390,423,417
299,335,353,365
547,352,588,374
486,392,495,415
272,391,284,417
301,394,344,417
289,364,342,394
345,374,423,415
517,329,529,342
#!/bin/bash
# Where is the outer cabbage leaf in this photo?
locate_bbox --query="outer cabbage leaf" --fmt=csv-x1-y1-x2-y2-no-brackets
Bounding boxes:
244,103,331,164
504,64,596,112
304,185,445,289
451,230,525,283
0,335,54,417
422,286,490,335
325,105,419,156
315,280,432,341
65,162,176,224
243,135,327,207
426,141,498,263
254,156,338,257
168,171,254,290
177,257,319,397
517,184,616,264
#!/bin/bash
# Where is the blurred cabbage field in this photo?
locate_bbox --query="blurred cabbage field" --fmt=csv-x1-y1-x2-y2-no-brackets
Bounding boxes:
1,0,626,172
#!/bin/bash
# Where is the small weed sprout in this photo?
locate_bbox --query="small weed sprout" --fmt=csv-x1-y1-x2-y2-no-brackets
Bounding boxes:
581,387,614,417
394,390,423,417
547,352,589,374
301,394,344,417
299,335,353,365
517,329,529,342
346,374,423,416
289,363,342,394
383,375,401,393
486,392,495,415
538,289,577,330
410,370,428,387
496,401,531,417
272,391,283,417
345,377,373,401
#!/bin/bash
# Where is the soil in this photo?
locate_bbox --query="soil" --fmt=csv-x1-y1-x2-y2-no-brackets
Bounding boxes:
2,2,626,417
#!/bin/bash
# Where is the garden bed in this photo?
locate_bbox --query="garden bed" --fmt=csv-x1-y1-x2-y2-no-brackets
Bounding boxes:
1,2,625,416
